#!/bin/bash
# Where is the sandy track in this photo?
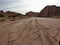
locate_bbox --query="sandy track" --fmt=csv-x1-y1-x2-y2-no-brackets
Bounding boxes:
0,18,60,45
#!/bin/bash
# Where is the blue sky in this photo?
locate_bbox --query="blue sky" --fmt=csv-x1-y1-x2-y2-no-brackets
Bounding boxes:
0,0,60,14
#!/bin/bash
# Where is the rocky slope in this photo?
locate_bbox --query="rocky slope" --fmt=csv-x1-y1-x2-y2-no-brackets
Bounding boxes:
39,5,60,17
0,10,23,17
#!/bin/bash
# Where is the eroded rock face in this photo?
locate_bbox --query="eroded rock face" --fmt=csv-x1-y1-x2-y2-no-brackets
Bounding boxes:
0,18,60,45
39,5,60,17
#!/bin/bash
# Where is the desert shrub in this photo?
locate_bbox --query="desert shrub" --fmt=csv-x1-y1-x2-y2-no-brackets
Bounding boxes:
0,19,5,22
12,15,16,17
0,13,5,17
53,16,60,18
8,16,11,18
10,19,15,21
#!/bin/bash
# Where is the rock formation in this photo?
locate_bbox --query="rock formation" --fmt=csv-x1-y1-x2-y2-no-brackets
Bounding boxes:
0,5,60,18
39,5,60,17
25,11,39,17
0,10,24,18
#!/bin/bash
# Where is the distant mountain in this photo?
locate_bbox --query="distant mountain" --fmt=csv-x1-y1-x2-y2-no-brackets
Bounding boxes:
0,5,60,18
0,10,24,18
25,11,39,17
39,5,60,17
25,5,60,17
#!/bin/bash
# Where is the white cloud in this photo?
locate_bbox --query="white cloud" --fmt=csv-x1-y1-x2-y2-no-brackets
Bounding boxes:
0,0,60,14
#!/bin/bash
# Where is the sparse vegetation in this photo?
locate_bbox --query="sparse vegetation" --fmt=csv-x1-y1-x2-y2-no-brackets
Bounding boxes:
53,16,60,18
0,13,5,17
0,18,5,22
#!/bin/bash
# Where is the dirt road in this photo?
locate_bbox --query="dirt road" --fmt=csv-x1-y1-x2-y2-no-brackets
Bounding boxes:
0,17,60,45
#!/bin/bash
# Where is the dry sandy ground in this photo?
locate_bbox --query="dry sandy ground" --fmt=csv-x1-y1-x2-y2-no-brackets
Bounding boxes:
0,17,60,45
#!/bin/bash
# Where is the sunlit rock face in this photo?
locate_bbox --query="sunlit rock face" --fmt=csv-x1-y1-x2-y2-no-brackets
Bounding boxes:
39,5,60,17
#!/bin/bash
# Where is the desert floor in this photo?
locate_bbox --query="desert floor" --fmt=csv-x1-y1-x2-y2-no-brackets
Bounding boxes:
0,17,60,45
